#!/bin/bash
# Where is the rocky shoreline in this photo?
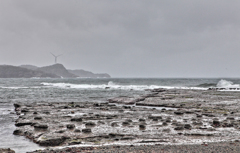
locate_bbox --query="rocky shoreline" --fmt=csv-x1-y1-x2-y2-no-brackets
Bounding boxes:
8,88,240,152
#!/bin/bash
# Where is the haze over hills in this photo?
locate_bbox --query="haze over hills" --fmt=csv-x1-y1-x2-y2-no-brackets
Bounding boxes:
0,65,59,78
68,69,111,78
9,64,111,78
37,64,77,78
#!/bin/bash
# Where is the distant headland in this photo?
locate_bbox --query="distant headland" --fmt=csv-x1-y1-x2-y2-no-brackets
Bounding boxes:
0,64,111,78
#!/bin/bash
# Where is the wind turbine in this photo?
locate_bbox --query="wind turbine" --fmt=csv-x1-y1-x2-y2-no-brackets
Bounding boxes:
50,52,63,64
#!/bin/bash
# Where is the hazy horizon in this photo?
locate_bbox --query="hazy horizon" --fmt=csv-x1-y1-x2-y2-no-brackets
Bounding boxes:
1,0,240,78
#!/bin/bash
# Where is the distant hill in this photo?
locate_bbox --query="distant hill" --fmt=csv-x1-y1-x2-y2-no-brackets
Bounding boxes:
19,65,39,70
0,65,59,78
37,64,77,78
0,64,111,78
68,69,111,78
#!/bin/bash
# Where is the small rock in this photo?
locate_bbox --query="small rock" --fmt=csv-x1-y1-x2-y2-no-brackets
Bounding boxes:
38,136,66,146
13,129,23,135
82,128,92,133
15,121,32,127
174,111,184,115
34,123,48,129
74,129,81,133
139,124,146,129
0,148,15,153
70,117,82,122
111,122,118,127
85,122,96,127
162,122,168,126
34,116,42,120
66,124,75,129
184,124,192,129
139,118,146,122
122,122,130,126
174,126,184,130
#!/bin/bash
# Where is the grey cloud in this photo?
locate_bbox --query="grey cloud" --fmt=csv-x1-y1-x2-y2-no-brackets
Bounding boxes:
0,0,240,77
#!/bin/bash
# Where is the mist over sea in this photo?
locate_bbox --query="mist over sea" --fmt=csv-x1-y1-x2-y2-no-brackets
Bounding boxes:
1,78,240,152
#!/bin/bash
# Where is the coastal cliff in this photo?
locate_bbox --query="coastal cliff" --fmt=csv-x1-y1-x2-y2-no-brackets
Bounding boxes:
37,64,77,78
0,64,111,78
0,65,59,78
68,69,111,78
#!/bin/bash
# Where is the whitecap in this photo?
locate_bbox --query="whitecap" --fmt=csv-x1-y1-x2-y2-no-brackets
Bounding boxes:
216,79,240,88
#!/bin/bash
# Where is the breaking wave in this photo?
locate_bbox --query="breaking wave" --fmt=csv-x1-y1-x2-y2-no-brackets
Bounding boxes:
40,81,206,91
216,79,240,88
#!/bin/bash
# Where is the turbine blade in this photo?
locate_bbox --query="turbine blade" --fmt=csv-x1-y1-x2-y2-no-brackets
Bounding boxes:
50,52,56,57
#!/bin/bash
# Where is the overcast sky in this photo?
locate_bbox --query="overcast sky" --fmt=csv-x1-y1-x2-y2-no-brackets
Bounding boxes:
0,0,240,77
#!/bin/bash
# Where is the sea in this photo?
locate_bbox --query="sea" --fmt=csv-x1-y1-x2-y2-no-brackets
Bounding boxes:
0,78,240,152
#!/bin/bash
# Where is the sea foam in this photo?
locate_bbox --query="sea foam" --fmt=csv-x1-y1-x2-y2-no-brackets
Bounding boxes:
216,79,240,88
40,81,206,91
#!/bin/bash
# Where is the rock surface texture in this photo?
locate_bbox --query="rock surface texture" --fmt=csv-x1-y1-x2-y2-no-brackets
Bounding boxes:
13,89,240,151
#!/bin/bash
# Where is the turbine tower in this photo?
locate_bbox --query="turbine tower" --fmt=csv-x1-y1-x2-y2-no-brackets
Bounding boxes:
51,52,63,64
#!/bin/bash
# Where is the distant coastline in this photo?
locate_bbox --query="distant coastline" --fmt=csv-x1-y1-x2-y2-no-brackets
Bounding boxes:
0,64,111,78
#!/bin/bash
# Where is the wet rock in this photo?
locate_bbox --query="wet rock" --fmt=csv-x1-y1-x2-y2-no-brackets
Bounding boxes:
227,117,235,120
202,113,215,117
184,133,213,136
0,148,15,153
185,111,194,114
38,136,67,146
82,128,91,133
34,116,42,120
98,121,105,124
121,136,135,140
74,129,81,133
192,121,203,126
152,118,158,121
174,126,184,130
118,109,124,113
222,121,234,127
184,124,192,129
15,121,33,127
162,128,171,133
139,124,146,130
162,122,168,126
21,108,29,112
148,115,162,120
85,122,96,127
13,129,23,135
14,103,21,108
125,119,133,122
66,124,75,129
212,119,221,127
69,140,82,145
34,123,48,129
139,118,146,122
207,127,216,131
196,114,202,118
70,117,82,122
122,121,130,126
111,122,118,127
174,111,184,115
165,117,172,123
55,130,66,133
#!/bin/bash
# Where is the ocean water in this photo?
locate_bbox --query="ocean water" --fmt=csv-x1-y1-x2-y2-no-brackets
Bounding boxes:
0,78,240,152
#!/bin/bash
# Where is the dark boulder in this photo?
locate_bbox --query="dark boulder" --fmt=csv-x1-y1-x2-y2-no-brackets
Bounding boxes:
15,121,33,127
82,128,92,133
66,124,75,129
70,117,82,122
34,123,48,129
13,129,23,135
38,136,67,146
